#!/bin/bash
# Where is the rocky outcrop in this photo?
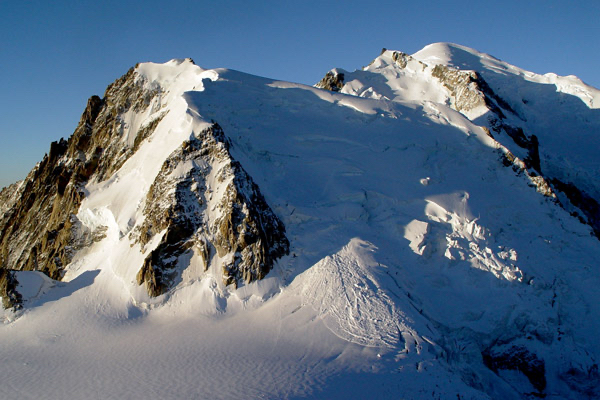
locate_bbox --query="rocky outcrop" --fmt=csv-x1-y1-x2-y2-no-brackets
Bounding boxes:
452,70,600,238
0,65,163,284
430,64,543,172
66,67,164,183
483,345,546,396
391,51,411,69
316,49,600,242
488,120,542,174
0,269,21,310
432,64,506,116
0,139,85,279
315,71,345,92
134,123,289,296
551,179,600,239
1,64,286,303
0,181,24,225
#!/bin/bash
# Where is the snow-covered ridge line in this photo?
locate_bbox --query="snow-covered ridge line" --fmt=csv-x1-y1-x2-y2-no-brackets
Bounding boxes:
412,42,600,108
318,42,600,239
1,45,600,399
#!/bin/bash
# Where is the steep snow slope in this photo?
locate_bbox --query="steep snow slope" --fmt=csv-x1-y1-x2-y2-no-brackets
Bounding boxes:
413,43,600,197
1,46,600,399
321,43,600,237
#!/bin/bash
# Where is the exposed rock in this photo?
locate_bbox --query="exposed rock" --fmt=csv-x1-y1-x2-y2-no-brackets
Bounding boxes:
133,111,168,153
135,123,289,296
489,120,542,173
315,71,345,92
435,64,518,117
434,62,600,239
137,255,169,298
490,136,555,198
551,178,600,239
483,345,546,396
432,65,492,114
68,67,163,182
481,126,494,138
523,134,541,173
0,181,25,222
480,79,599,239
391,51,411,68
0,65,164,287
214,162,289,285
0,269,21,310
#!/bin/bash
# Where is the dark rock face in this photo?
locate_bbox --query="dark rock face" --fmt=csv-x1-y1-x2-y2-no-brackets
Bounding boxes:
0,66,163,284
0,143,85,279
214,166,289,285
551,179,600,239
314,50,600,242
134,123,289,296
0,269,21,310
488,120,542,174
435,62,600,240
316,71,345,92
483,345,546,396
68,67,164,183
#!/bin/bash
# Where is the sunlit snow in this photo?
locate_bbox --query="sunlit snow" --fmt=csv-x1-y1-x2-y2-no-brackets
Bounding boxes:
2,44,600,399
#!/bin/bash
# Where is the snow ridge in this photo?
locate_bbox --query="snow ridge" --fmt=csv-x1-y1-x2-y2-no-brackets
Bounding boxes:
1,44,600,399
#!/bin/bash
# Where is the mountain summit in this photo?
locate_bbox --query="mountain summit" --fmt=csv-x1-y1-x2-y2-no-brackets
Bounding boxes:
1,44,599,399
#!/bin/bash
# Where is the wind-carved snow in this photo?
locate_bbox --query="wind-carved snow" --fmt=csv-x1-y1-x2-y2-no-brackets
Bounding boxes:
404,220,429,255
293,238,417,349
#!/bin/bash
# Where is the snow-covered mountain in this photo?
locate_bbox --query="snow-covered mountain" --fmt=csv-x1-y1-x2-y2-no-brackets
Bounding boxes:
1,44,599,399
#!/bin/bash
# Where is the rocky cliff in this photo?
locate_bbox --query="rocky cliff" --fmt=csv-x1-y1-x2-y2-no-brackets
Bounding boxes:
0,66,163,283
133,123,288,296
0,62,289,306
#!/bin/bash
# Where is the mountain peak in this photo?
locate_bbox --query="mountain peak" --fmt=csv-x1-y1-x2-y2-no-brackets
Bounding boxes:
412,42,491,66
1,44,600,399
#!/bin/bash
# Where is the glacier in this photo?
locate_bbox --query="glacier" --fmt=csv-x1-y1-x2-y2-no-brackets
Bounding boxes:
1,45,600,399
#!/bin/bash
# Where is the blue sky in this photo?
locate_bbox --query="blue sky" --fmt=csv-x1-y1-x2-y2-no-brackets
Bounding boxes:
1,0,598,188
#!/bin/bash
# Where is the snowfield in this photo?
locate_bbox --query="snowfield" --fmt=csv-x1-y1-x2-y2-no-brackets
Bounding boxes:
1,45,600,399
